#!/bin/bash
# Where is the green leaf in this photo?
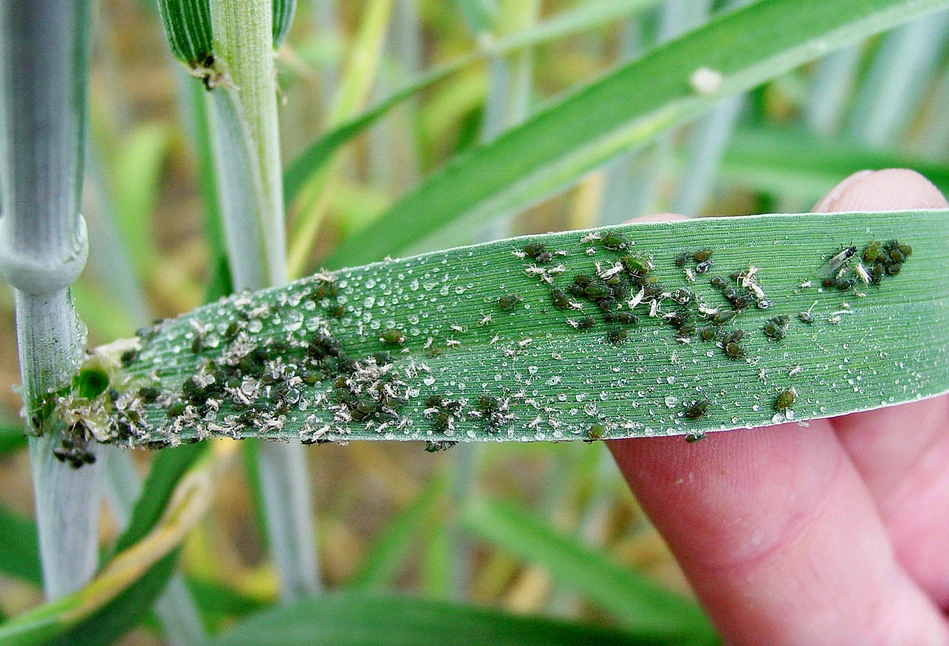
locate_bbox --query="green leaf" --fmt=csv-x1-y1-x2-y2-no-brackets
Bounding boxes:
463,497,716,641
205,593,678,646
717,125,949,201
186,577,268,622
282,0,660,207
0,420,27,455
0,504,40,584
323,0,949,268
91,210,949,447
347,474,447,592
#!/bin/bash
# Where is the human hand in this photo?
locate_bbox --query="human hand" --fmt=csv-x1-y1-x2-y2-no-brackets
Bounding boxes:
610,169,949,644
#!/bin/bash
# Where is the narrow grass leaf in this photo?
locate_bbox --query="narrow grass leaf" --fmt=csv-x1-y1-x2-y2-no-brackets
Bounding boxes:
324,0,949,267
79,210,949,449
347,473,447,592
282,0,660,207
205,593,675,646
0,504,40,584
463,497,715,641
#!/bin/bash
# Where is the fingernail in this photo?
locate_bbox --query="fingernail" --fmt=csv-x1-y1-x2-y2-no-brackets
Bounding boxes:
813,170,875,213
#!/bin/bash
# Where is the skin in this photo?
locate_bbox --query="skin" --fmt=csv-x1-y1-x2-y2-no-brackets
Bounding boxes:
609,169,949,645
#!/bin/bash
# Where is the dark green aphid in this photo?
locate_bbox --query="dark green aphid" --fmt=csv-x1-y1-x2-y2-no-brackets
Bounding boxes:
677,322,696,337
425,395,444,408
699,326,717,341
774,387,798,412
167,401,187,417
763,315,789,341
596,298,616,313
600,231,629,250
693,249,713,262
534,251,554,264
889,248,906,263
373,351,393,365
897,242,913,257
695,260,713,274
723,341,745,359
577,316,596,329
821,277,836,289
352,399,380,421
567,284,586,297
381,328,405,345
498,293,522,310
523,241,547,258
756,299,773,310
685,431,707,443
573,273,594,286
584,283,612,300
870,263,886,283
432,411,452,431
224,321,240,341
712,310,738,325
709,276,727,289
615,312,638,325
587,422,606,441
139,386,161,403
191,335,203,354
799,311,814,324
607,328,628,344
684,399,710,420
425,441,457,453
863,241,882,264
620,255,650,273
327,304,346,318
731,295,750,310
551,287,572,309
667,310,690,329
674,252,691,267
121,349,139,366
886,262,902,275
478,395,500,413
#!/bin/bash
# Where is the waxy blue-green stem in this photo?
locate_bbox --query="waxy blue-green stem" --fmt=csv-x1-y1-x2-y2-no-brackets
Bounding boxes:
208,0,319,599
0,1,102,600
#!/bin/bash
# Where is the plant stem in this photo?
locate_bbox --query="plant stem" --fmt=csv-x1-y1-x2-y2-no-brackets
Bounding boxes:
0,1,101,600
208,0,319,599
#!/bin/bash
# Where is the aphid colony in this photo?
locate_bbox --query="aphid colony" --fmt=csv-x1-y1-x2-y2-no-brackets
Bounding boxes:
818,239,912,291
70,227,916,460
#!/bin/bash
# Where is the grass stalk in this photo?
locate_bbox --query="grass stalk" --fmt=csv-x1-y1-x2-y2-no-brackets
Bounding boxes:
0,1,102,600
208,0,319,599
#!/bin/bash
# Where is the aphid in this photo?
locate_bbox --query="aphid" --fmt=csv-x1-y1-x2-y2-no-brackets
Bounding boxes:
684,399,710,420
818,245,857,277
167,401,187,417
523,241,547,258
574,273,594,286
685,431,707,443
763,315,789,341
327,304,346,318
587,422,606,441
620,255,650,273
693,248,713,262
863,241,882,264
699,326,717,341
139,386,161,403
615,312,638,325
774,387,797,412
709,276,727,289
674,252,691,267
666,310,690,329
756,299,773,310
695,260,713,274
870,262,886,284
478,395,500,413
551,287,572,309
425,441,457,453
606,328,628,344
886,262,902,275
584,283,612,300
432,411,452,432
381,328,405,345
671,288,693,305
498,293,522,310
723,341,745,359
534,251,554,264
712,310,738,326
600,231,629,250
191,336,203,354
798,301,817,324
577,316,596,329
121,348,139,365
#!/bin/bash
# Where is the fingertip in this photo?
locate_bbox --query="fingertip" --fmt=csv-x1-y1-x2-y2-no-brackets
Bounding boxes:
813,169,948,213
